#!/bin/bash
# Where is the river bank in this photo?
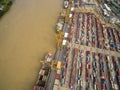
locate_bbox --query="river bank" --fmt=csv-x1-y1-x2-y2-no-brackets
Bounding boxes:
0,0,13,17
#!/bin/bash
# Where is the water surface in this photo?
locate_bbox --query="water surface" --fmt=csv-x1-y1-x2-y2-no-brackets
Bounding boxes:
0,0,62,90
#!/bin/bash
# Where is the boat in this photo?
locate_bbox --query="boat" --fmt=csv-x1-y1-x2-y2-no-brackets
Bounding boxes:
56,17,64,32
45,52,53,62
33,52,53,90
64,0,69,8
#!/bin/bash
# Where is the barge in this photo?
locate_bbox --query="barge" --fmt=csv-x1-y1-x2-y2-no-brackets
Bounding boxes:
33,53,53,90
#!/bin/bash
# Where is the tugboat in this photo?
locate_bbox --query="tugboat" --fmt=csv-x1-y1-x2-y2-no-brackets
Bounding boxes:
33,52,53,90
64,0,69,8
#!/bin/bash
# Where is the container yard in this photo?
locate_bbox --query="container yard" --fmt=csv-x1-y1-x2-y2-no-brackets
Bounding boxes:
33,0,120,90
98,0,120,26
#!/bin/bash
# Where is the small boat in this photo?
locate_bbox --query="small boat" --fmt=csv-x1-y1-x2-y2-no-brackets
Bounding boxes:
45,52,53,62
64,0,69,8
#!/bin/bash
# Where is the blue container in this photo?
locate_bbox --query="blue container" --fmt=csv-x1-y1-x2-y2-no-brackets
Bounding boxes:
71,85,75,90
62,78,66,85
39,86,43,90
105,80,110,90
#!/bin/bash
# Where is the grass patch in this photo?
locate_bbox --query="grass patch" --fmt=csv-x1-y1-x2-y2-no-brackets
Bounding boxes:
0,0,12,17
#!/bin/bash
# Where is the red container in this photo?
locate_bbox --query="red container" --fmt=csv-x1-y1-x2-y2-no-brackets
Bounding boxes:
101,72,105,79
33,86,39,90
80,63,82,68
102,84,105,89
86,72,89,78
88,64,91,69
75,48,78,54
86,51,90,54
56,74,61,80
64,70,67,77
118,71,120,76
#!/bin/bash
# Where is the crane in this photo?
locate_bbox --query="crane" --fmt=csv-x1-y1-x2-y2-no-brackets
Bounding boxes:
40,60,65,70
65,8,71,23
56,30,64,49
104,24,115,29
60,8,66,17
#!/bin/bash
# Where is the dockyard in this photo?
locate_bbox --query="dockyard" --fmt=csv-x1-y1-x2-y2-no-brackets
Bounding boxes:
33,0,120,90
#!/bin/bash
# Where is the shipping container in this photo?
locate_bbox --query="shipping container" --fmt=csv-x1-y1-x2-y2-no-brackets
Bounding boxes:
61,78,66,85
54,79,59,86
33,86,39,90
56,74,61,80
39,86,44,90
57,69,61,74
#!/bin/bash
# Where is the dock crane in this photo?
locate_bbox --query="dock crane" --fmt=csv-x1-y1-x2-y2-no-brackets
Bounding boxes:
65,8,70,23
86,9,94,13
60,8,66,17
60,8,70,23
60,8,73,24
40,60,65,70
104,24,115,29
56,30,64,49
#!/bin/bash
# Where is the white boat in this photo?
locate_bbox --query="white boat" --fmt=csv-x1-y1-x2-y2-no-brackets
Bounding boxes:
56,17,64,32
64,0,69,8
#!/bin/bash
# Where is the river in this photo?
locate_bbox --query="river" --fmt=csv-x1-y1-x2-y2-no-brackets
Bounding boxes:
0,0,62,90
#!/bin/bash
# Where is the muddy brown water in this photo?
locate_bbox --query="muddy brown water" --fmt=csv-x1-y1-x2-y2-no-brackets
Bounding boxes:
0,0,62,90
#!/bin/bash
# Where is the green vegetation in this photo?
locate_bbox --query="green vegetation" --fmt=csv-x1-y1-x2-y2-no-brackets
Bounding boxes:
0,0,12,3
0,0,13,17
